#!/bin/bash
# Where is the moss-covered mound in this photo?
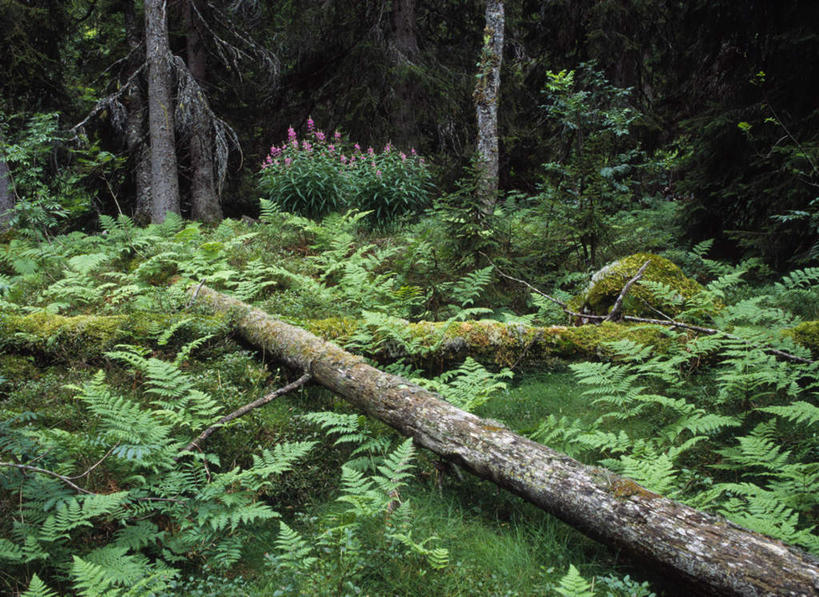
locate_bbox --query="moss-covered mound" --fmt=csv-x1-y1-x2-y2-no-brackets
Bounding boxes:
569,253,703,318
784,320,819,357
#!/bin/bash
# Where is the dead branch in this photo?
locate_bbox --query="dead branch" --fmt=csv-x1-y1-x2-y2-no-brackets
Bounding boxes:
178,372,312,457
605,260,650,321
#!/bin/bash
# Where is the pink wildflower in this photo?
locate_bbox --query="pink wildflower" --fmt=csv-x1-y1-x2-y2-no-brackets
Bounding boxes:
302,140,312,152
376,169,382,177
284,157,292,166
411,148,416,155
340,155,347,163
334,130,342,140
354,143,361,152
328,144,335,153
400,152,407,162
291,139,298,149
288,127,296,140
307,117,314,133
367,146,374,155
315,131,326,142
384,143,391,153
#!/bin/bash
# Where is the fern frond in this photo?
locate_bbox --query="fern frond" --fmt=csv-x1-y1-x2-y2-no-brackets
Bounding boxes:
555,565,595,597
21,574,60,597
616,451,678,496
70,555,119,597
776,267,819,292
273,521,317,571
446,266,494,307
758,401,819,427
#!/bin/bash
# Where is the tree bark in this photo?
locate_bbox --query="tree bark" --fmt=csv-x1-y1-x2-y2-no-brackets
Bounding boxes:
474,0,504,214
190,284,819,597
388,0,420,148
145,0,180,223
123,0,152,224
0,132,12,230
185,0,221,224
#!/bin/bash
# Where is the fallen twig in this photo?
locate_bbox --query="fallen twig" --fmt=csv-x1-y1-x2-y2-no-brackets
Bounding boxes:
178,372,313,457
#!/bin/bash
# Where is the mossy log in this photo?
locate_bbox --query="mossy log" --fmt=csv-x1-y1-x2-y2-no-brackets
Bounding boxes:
191,284,819,597
0,311,228,360
0,310,674,366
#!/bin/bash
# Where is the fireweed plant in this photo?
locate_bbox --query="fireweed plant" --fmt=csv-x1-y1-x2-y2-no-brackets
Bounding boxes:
258,118,434,222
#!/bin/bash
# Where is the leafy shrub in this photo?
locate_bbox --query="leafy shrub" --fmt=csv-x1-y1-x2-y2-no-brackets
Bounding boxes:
1,112,122,240
258,118,433,223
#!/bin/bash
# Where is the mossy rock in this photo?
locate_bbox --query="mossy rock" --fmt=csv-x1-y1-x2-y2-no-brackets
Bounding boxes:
784,320,819,357
569,253,703,318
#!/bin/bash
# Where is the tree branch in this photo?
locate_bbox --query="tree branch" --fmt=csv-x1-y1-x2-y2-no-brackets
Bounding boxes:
605,260,650,322
0,462,93,494
177,372,313,458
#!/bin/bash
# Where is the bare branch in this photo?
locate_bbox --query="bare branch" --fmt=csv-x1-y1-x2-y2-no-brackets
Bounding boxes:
67,443,119,480
480,252,567,308
0,462,93,494
177,372,313,458
68,64,146,140
605,260,650,322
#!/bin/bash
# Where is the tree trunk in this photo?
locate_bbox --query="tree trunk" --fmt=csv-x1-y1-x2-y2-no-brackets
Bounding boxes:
123,0,152,224
145,0,180,223
388,0,420,148
190,284,819,597
185,0,221,224
474,0,504,214
0,146,12,231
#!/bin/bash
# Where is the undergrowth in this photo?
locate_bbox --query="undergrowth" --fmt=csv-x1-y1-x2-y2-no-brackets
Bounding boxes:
1,205,817,595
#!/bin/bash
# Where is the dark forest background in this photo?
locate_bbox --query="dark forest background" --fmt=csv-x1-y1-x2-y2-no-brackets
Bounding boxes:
2,0,818,267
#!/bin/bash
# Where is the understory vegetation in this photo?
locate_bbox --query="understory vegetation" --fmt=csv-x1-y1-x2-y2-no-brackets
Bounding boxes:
1,201,817,596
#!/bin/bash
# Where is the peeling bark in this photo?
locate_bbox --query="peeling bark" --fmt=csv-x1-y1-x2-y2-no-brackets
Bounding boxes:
191,284,819,597
145,0,180,223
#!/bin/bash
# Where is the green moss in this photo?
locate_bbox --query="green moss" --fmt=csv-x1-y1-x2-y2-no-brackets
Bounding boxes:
556,322,673,358
0,354,39,381
569,253,703,317
785,320,819,357
303,317,360,341
0,311,228,360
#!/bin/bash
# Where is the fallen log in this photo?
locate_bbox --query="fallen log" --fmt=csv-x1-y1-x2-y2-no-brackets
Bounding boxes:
0,310,675,366
191,284,819,597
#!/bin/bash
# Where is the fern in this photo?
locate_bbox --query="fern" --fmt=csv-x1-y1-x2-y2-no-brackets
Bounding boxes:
555,565,595,597
273,521,317,571
776,266,819,292
758,401,819,427
302,411,390,468
21,574,60,597
419,357,513,412
444,265,494,308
